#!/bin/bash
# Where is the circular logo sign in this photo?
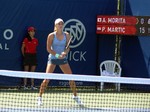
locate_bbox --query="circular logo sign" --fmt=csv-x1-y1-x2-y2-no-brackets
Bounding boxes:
63,19,86,48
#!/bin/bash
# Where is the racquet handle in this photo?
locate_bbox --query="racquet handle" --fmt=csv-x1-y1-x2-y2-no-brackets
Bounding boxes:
66,37,72,49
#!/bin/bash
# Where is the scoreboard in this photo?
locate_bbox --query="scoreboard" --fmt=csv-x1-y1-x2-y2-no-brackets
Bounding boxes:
96,15,150,36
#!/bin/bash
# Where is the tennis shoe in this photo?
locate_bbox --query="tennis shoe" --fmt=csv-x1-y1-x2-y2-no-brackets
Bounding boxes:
72,95,84,106
37,97,43,106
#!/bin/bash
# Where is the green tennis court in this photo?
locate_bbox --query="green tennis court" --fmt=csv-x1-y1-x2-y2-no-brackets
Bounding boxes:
0,88,149,112
0,70,149,112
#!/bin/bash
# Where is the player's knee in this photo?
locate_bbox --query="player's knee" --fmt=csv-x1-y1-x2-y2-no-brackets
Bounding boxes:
43,79,49,83
42,79,49,86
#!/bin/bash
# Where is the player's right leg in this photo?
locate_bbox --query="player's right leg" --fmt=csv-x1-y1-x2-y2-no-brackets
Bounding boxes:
38,79,49,106
38,64,56,106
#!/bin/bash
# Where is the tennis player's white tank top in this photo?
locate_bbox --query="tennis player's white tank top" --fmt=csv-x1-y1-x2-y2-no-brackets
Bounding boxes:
48,32,67,59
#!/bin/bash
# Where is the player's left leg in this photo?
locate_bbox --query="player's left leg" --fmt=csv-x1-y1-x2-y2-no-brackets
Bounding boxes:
59,64,83,106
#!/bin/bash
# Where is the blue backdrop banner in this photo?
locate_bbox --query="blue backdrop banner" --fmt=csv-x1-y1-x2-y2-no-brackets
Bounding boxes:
121,0,150,78
0,0,117,86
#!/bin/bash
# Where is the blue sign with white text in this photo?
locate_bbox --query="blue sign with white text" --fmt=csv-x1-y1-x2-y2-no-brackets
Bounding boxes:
0,0,117,86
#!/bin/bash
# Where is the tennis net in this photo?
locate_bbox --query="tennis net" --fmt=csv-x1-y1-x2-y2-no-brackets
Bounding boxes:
0,70,150,112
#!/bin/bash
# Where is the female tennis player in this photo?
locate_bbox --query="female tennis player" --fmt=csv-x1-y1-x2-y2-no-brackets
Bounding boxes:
38,18,83,106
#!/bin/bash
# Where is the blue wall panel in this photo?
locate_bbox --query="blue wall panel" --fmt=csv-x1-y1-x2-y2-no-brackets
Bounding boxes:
0,0,117,86
121,0,150,78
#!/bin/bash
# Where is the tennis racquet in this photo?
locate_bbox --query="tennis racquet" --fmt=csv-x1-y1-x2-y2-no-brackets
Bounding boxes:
66,37,72,49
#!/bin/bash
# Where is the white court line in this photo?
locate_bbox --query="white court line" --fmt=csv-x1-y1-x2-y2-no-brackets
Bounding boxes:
0,107,149,112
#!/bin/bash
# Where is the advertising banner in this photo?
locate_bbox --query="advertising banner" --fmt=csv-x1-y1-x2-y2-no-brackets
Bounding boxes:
0,0,117,86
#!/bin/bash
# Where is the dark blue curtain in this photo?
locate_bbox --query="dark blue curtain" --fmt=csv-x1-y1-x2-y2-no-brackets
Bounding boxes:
0,0,117,86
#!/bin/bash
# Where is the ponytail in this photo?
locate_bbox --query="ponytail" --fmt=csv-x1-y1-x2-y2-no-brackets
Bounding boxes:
54,26,57,31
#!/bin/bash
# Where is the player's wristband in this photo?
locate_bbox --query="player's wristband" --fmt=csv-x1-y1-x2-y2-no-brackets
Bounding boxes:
55,54,60,58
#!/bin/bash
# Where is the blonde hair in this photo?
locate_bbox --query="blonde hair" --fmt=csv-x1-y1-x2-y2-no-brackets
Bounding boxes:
54,25,57,31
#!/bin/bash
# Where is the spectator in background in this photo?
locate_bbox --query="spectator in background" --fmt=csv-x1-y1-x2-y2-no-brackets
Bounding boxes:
21,26,38,90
